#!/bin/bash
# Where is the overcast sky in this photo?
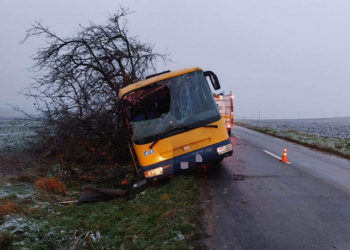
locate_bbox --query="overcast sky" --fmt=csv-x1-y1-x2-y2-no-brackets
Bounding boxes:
1,0,350,119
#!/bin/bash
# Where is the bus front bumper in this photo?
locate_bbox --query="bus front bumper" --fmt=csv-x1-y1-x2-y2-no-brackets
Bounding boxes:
142,139,233,180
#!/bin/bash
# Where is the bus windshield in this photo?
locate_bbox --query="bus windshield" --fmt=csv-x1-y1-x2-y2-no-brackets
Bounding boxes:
127,70,221,144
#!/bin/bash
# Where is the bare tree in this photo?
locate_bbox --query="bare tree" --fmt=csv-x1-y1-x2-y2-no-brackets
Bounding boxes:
23,9,166,175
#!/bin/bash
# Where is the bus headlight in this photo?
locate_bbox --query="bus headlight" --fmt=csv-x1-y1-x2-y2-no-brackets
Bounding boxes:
217,143,233,155
144,167,164,178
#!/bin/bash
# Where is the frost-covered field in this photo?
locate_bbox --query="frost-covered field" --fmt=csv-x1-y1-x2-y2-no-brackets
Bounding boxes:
238,117,350,157
239,117,350,139
0,118,41,152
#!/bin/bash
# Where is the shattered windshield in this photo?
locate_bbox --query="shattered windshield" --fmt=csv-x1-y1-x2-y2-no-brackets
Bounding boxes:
127,70,221,144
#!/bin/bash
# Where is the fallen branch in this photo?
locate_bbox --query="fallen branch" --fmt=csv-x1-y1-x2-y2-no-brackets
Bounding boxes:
59,200,79,204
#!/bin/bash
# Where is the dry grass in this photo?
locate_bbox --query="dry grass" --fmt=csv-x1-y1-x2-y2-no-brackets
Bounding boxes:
162,210,174,220
0,200,20,215
0,232,12,250
160,193,172,203
34,177,66,195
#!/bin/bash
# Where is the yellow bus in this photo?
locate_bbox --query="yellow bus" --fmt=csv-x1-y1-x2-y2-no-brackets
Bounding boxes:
119,67,233,180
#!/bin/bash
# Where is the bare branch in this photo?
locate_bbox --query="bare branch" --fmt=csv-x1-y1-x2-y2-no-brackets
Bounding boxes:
22,9,167,173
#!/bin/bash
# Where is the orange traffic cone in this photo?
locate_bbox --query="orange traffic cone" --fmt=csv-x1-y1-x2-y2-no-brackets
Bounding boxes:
280,147,291,164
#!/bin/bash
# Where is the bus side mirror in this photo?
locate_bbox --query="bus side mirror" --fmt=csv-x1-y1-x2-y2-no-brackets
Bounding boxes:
204,71,221,90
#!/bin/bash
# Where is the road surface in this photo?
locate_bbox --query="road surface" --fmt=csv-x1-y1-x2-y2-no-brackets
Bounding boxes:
202,126,350,250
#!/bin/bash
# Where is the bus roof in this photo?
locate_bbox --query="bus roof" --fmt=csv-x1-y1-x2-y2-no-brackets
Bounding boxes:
118,67,202,99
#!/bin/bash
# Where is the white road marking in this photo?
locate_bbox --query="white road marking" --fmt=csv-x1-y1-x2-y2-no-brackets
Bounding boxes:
233,134,241,139
263,149,281,160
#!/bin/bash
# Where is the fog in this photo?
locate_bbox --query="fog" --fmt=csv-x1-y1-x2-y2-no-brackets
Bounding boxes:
1,0,350,119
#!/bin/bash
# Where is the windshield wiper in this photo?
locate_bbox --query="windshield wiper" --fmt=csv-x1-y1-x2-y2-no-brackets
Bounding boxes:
149,124,218,149
149,126,190,149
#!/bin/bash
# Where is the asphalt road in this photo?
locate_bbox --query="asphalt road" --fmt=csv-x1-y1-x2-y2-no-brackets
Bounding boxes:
202,126,350,250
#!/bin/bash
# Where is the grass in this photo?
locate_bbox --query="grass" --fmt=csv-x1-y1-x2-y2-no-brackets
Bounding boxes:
0,200,20,216
34,177,66,195
0,119,205,249
1,174,204,249
236,122,350,159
